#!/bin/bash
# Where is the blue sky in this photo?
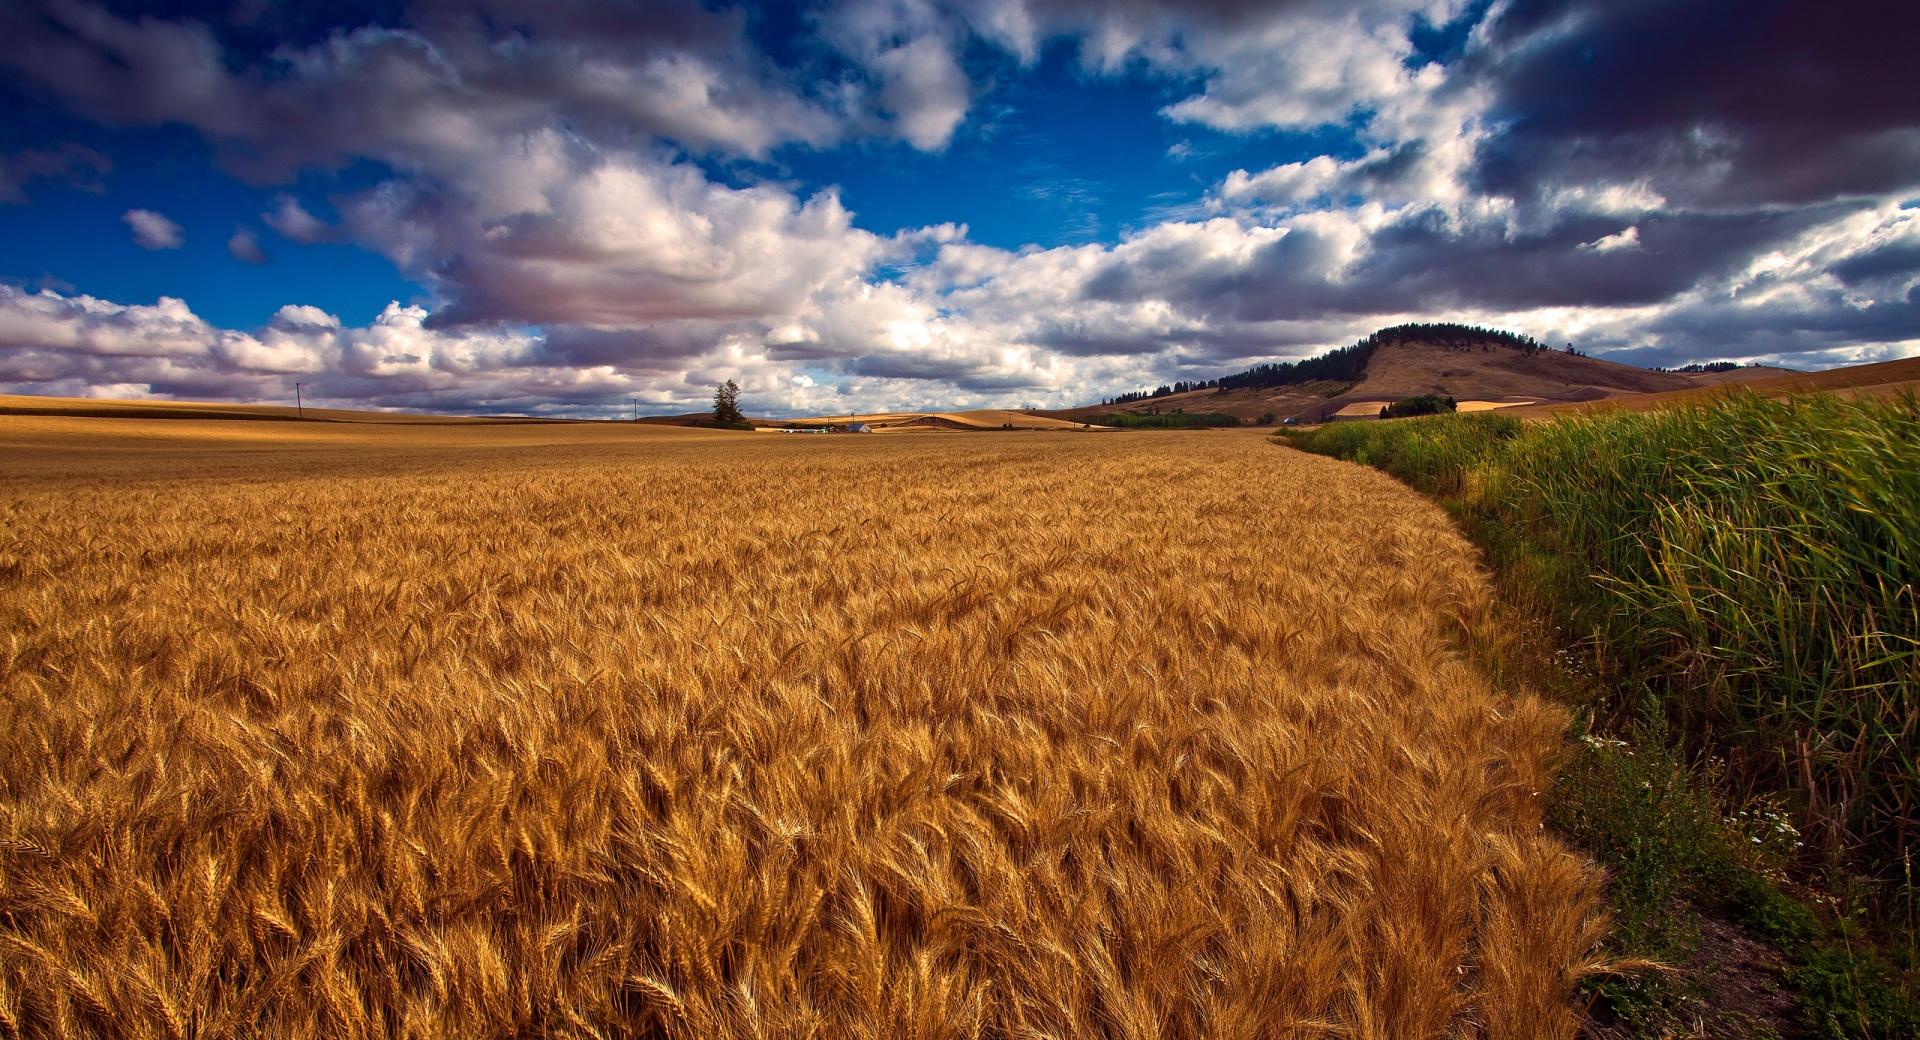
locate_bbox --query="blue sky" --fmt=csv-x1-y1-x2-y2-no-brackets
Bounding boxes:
0,0,1915,416
0,127,426,330
771,39,1353,251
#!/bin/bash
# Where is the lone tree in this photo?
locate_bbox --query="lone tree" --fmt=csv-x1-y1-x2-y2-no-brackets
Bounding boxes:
712,379,744,425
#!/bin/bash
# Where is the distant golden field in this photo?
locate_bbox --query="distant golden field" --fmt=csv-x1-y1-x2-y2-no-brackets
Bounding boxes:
0,417,1605,1038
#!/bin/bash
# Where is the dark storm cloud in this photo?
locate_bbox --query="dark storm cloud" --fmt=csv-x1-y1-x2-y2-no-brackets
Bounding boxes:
1337,205,1854,312
1342,142,1427,194
1078,202,1852,327
537,324,728,369
837,350,1047,393
0,0,842,181
1831,241,1920,288
1026,323,1175,357
1648,285,1920,352
1470,0,1920,208
840,352,992,382
1029,315,1348,362
763,338,849,362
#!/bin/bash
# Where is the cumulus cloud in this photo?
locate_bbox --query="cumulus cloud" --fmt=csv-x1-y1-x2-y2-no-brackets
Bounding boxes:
7,194,1918,416
227,227,268,264
870,36,972,150
0,0,861,177
335,142,887,328
122,208,183,250
818,0,977,150
263,196,336,244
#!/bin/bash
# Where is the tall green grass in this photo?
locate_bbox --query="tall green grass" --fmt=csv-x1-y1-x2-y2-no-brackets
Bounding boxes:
1287,392,1920,880
1288,412,1521,493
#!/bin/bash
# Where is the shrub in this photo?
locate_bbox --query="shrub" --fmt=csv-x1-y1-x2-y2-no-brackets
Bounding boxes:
1381,394,1457,419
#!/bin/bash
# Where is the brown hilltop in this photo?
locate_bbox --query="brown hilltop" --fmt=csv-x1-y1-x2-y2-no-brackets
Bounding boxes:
1053,326,1799,424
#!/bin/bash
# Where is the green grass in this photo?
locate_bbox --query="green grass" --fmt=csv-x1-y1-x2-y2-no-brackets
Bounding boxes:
1282,391,1920,1034
1289,393,1919,872
1554,719,1916,1038
1284,411,1520,493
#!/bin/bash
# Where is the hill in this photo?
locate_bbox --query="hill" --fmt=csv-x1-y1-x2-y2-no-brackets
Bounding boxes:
766,409,1098,431
1508,355,1920,417
1053,324,1829,424
0,393,571,425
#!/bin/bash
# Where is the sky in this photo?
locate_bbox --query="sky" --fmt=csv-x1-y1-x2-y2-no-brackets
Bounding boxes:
0,0,1915,417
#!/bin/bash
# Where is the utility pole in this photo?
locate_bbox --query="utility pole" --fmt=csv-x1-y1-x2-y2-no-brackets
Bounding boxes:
295,382,303,419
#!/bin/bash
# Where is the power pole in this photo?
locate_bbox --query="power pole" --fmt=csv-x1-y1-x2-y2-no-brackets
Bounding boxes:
295,382,303,419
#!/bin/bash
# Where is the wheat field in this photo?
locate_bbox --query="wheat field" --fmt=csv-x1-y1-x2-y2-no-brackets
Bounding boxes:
0,418,1606,1038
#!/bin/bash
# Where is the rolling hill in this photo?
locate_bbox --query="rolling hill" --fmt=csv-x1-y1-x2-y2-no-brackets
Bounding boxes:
0,394,571,424
1508,355,1920,417
767,409,1097,431
1052,324,1819,424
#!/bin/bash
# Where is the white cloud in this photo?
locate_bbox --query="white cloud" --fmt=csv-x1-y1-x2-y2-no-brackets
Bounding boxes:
1583,226,1641,252
872,36,971,150
0,288,211,357
264,196,336,243
817,0,977,151
9,188,1920,417
340,143,887,328
123,208,183,250
1219,155,1351,206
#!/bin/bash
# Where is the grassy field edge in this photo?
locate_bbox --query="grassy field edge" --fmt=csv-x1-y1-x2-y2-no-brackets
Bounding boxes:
1278,395,1920,1038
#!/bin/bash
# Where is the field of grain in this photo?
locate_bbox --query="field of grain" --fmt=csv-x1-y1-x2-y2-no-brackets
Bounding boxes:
777,410,1093,431
0,418,1605,1038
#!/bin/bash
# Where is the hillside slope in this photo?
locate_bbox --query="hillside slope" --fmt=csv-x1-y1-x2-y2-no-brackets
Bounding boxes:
0,393,569,424
1510,355,1920,416
772,409,1095,431
1057,326,1810,424
1353,340,1691,399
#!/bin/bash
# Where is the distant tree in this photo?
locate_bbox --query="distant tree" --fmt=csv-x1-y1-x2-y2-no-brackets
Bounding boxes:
1663,361,1743,374
1256,411,1277,425
712,380,745,425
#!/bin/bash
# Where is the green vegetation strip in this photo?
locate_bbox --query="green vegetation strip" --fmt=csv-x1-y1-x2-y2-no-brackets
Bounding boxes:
1282,391,1919,1037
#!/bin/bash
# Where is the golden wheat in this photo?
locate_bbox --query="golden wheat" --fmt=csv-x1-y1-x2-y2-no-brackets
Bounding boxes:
0,419,1606,1038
